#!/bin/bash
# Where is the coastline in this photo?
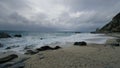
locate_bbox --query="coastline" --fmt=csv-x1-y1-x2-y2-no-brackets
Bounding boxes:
0,33,120,68
24,33,120,68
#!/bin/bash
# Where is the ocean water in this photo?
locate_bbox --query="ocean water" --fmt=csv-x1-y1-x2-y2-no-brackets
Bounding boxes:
0,31,113,53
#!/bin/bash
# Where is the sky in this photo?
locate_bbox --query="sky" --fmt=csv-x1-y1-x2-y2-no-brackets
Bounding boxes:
0,0,120,32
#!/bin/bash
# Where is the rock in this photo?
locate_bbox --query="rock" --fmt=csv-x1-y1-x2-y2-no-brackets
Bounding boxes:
11,63,25,68
0,54,18,64
53,46,61,49
74,41,87,46
6,47,11,49
36,46,62,51
111,43,120,46
36,46,53,51
0,32,11,38
1,58,26,68
40,38,43,40
1,62,14,68
14,34,22,37
25,50,38,55
99,12,120,33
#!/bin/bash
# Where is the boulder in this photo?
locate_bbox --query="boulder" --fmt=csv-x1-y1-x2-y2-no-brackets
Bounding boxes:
40,38,43,40
54,46,61,49
0,32,11,38
0,54,18,64
74,41,87,46
14,34,22,37
0,62,14,68
36,46,53,51
36,46,62,51
6,47,11,49
25,50,38,55
111,43,120,46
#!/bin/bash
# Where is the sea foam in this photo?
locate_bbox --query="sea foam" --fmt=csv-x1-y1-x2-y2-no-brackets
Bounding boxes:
0,32,113,53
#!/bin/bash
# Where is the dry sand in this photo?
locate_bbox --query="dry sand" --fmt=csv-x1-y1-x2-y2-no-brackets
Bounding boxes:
25,44,120,68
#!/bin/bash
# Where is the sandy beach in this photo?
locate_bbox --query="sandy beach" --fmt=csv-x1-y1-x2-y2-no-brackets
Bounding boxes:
0,33,120,68
24,42,120,68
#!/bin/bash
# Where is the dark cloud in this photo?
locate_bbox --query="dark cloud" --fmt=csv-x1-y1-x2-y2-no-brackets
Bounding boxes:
0,0,120,32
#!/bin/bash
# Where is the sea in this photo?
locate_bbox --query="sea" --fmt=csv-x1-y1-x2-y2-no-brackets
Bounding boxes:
0,31,114,54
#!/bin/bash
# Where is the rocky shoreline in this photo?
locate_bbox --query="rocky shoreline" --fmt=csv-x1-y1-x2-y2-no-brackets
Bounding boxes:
0,33,120,68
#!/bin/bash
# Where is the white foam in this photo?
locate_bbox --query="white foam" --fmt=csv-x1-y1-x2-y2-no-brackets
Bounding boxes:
0,33,114,53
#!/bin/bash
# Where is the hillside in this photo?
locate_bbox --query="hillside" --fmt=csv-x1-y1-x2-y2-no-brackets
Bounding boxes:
99,12,120,33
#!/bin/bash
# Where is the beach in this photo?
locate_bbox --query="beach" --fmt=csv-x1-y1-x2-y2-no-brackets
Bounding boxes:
0,0,120,68
0,33,120,68
25,43,120,68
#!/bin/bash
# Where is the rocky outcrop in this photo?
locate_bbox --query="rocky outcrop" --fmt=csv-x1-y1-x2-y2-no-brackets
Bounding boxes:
36,46,54,51
24,46,61,55
74,41,87,46
36,46,61,51
14,34,22,37
0,54,18,64
0,32,11,38
99,12,120,33
25,50,38,55
54,46,61,49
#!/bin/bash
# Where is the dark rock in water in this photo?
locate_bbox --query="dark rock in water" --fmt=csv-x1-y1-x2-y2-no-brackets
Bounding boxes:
0,32,11,38
25,50,38,55
1,59,26,68
111,43,120,46
0,54,18,64
11,63,25,68
40,38,43,40
54,46,61,49
36,46,53,51
14,34,22,37
74,41,87,46
36,46,62,51
0,43,3,47
6,47,11,49
1,62,13,68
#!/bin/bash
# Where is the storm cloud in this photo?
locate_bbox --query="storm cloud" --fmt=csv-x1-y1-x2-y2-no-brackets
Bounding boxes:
0,0,120,32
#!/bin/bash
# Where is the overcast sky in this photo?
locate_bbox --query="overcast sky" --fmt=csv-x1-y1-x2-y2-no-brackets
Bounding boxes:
0,0,120,32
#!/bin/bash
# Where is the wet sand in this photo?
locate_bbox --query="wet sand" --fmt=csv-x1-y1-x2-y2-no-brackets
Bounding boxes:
25,43,120,68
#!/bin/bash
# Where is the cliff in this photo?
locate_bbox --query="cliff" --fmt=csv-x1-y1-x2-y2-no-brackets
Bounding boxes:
99,12,120,33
